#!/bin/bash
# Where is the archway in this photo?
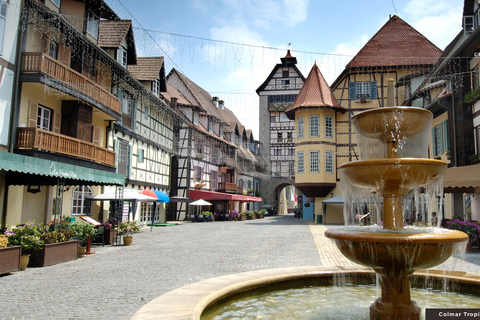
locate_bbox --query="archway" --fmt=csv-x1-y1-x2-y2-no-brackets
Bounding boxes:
272,183,300,216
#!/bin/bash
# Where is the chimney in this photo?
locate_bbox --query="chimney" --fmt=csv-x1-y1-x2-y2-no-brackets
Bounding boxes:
170,97,178,109
219,100,224,110
212,96,219,108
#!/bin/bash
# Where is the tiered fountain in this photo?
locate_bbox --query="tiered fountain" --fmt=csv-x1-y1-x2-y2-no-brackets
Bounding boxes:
325,106,468,320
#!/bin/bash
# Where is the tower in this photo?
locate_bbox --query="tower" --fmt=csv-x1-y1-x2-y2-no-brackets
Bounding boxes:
256,51,305,212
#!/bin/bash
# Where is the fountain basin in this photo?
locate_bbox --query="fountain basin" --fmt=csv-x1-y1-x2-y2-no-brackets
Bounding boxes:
339,158,447,196
324,228,468,272
129,266,480,320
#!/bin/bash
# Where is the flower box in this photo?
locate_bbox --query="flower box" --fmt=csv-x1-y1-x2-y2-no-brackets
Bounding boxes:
0,245,21,274
239,215,247,221
29,240,79,267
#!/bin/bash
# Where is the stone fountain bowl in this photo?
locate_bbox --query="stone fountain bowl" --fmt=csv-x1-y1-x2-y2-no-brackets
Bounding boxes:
339,158,447,196
352,107,433,159
325,228,468,273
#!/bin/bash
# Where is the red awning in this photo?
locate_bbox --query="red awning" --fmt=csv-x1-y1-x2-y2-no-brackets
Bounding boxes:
190,189,262,202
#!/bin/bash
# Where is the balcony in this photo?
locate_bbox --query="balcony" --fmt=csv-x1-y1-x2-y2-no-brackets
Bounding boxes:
218,182,236,193
21,53,121,114
16,128,116,167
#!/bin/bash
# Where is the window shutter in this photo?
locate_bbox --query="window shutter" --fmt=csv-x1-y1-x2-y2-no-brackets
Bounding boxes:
41,34,49,53
114,139,119,173
132,99,137,131
28,101,38,127
432,128,437,156
127,145,132,178
138,148,143,162
438,125,444,155
348,82,356,100
52,111,61,133
370,81,378,99
443,120,450,151
92,126,101,146
116,88,123,125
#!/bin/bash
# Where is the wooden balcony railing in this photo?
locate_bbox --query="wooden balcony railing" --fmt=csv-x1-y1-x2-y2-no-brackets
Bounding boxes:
218,182,236,192
21,53,121,114
16,128,116,167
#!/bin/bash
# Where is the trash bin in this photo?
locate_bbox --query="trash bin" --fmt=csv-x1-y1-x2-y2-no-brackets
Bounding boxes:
316,215,322,224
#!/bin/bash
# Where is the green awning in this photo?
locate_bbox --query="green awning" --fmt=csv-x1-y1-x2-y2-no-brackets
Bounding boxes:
0,151,124,186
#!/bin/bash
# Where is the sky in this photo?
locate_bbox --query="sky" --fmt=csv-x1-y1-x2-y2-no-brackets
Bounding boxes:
104,0,464,138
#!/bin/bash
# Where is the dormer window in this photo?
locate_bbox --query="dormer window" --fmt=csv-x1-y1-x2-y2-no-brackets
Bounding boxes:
193,111,198,125
208,119,214,133
87,11,99,39
152,79,160,96
117,46,127,68
464,15,475,35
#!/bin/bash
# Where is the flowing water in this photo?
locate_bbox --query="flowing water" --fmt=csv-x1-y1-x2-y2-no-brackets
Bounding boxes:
202,282,480,320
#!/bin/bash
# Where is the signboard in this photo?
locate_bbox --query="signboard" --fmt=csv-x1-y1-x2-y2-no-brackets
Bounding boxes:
79,216,101,226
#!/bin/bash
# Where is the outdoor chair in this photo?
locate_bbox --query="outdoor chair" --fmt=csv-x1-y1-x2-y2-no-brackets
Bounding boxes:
92,225,105,246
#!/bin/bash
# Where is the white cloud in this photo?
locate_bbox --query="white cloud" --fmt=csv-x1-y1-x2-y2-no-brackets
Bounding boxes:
403,0,462,49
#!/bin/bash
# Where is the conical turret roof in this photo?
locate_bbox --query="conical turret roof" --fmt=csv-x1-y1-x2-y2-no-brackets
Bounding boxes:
285,64,343,119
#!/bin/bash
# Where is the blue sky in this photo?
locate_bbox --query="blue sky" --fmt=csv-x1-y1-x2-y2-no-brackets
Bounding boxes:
105,0,463,138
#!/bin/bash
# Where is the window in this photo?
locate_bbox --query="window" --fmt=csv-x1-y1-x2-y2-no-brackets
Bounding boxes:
432,120,449,156
325,151,333,173
0,1,7,55
211,170,218,190
194,166,202,182
121,92,136,129
277,132,283,142
297,151,304,174
289,162,295,173
117,46,127,68
348,81,378,100
72,186,93,215
310,150,319,173
196,141,203,154
51,0,60,8
208,119,214,133
281,80,290,85
116,139,130,176
310,115,319,137
37,105,51,130
282,70,289,78
48,41,58,59
465,15,475,35
87,11,99,39
325,116,333,138
287,132,293,140
152,79,160,96
270,115,276,123
297,116,304,138
140,202,154,223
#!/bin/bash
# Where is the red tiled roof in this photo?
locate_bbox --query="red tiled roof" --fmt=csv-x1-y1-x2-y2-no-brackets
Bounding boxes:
346,15,442,68
285,64,343,119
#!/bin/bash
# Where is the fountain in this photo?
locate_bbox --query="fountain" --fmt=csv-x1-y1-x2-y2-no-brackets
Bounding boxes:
324,106,468,320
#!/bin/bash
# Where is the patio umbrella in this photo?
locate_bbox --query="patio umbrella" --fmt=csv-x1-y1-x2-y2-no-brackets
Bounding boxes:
189,199,212,221
88,190,157,221
142,189,170,231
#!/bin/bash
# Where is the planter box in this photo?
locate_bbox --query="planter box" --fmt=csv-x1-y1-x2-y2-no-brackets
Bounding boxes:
104,229,116,245
29,240,79,267
0,245,21,274
239,215,247,221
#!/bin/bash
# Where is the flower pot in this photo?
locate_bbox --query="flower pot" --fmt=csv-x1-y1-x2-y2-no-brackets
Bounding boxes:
30,240,79,267
78,246,86,257
123,235,133,246
20,254,30,270
0,246,21,274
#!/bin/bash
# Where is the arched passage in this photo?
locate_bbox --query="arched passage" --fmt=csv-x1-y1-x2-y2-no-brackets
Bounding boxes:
272,183,300,216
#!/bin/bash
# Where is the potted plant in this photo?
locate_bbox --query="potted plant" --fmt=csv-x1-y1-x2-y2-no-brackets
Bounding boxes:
229,210,239,221
29,224,78,267
0,234,21,274
246,211,255,220
70,222,96,256
119,221,140,246
202,211,214,222
194,181,205,189
239,212,247,221
446,219,480,252
6,221,43,270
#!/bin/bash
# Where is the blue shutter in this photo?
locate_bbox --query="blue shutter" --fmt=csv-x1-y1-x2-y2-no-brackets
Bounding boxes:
114,139,119,173
369,81,377,99
127,145,132,178
432,128,437,156
349,82,356,100
443,120,450,151
132,99,137,131
138,148,143,163
438,125,444,155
